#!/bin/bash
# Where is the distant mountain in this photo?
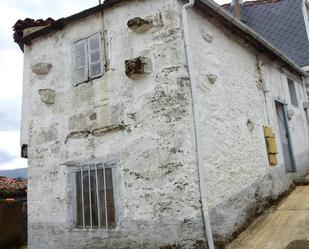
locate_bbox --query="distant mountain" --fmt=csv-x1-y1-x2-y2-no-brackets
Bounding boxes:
0,168,27,179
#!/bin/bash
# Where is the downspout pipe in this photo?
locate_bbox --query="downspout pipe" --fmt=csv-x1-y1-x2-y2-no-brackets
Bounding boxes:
182,1,215,249
282,104,297,172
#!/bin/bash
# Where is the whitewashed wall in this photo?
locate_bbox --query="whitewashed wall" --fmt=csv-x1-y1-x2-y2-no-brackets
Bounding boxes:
23,0,209,248
21,0,309,248
187,5,309,246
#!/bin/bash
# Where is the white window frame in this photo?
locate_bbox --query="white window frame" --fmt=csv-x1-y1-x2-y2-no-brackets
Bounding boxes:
72,32,104,86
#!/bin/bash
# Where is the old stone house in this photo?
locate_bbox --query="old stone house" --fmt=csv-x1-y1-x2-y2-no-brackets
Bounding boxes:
13,0,309,248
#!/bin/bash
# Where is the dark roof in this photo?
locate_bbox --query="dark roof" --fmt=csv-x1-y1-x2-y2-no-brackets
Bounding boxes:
223,0,309,67
12,0,307,76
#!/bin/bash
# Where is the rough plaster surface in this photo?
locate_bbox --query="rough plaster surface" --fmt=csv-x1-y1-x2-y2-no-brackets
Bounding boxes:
20,0,309,248
189,6,309,245
24,0,205,248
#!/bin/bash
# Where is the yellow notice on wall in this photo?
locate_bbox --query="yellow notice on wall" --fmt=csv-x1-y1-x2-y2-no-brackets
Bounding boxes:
263,126,279,166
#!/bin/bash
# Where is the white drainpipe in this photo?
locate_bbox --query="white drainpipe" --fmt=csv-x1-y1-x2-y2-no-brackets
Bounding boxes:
182,1,215,249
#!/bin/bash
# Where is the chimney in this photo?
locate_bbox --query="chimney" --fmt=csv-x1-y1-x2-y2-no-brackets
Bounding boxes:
232,0,243,20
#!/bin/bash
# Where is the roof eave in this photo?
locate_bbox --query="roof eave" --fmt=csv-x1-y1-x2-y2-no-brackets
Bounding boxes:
14,0,307,77
14,0,131,50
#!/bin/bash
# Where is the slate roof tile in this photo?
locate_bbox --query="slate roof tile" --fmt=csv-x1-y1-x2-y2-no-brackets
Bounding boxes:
224,0,309,67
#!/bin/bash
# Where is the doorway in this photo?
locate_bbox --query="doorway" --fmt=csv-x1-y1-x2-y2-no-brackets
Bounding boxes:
275,101,296,172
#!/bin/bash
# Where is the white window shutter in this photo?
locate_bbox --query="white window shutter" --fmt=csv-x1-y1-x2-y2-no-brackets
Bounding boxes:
73,39,88,85
87,33,104,79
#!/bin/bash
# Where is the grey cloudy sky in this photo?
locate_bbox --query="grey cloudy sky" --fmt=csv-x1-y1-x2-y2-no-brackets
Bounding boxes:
0,0,230,170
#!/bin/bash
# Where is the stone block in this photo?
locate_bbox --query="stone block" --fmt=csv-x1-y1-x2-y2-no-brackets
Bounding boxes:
127,17,153,33
65,130,90,143
38,89,56,105
201,28,214,43
207,74,217,84
92,124,127,137
125,56,152,79
89,112,97,121
31,63,52,75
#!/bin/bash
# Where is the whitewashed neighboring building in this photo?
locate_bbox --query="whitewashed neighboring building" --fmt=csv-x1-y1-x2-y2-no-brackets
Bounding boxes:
13,0,309,248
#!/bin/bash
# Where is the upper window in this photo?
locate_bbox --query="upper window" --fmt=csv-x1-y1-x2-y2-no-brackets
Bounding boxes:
75,163,115,229
72,33,104,85
287,78,299,107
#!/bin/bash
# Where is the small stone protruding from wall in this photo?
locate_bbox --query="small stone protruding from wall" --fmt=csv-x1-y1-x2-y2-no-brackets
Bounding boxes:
31,63,52,75
207,74,217,84
65,130,90,143
127,17,153,33
125,56,152,79
89,112,97,121
38,89,56,105
65,123,127,143
202,28,214,43
246,119,255,131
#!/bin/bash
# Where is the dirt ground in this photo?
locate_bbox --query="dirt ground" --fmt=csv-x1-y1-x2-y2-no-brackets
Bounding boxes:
226,186,309,249
285,240,309,249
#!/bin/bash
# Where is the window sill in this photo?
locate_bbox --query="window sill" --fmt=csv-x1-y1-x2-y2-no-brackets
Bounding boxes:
69,227,121,238
74,74,103,87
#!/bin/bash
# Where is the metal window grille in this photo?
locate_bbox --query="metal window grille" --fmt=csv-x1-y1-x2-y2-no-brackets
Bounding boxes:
75,164,115,229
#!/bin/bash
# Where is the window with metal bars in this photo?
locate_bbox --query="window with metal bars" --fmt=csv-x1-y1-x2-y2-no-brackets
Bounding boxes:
75,164,115,229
